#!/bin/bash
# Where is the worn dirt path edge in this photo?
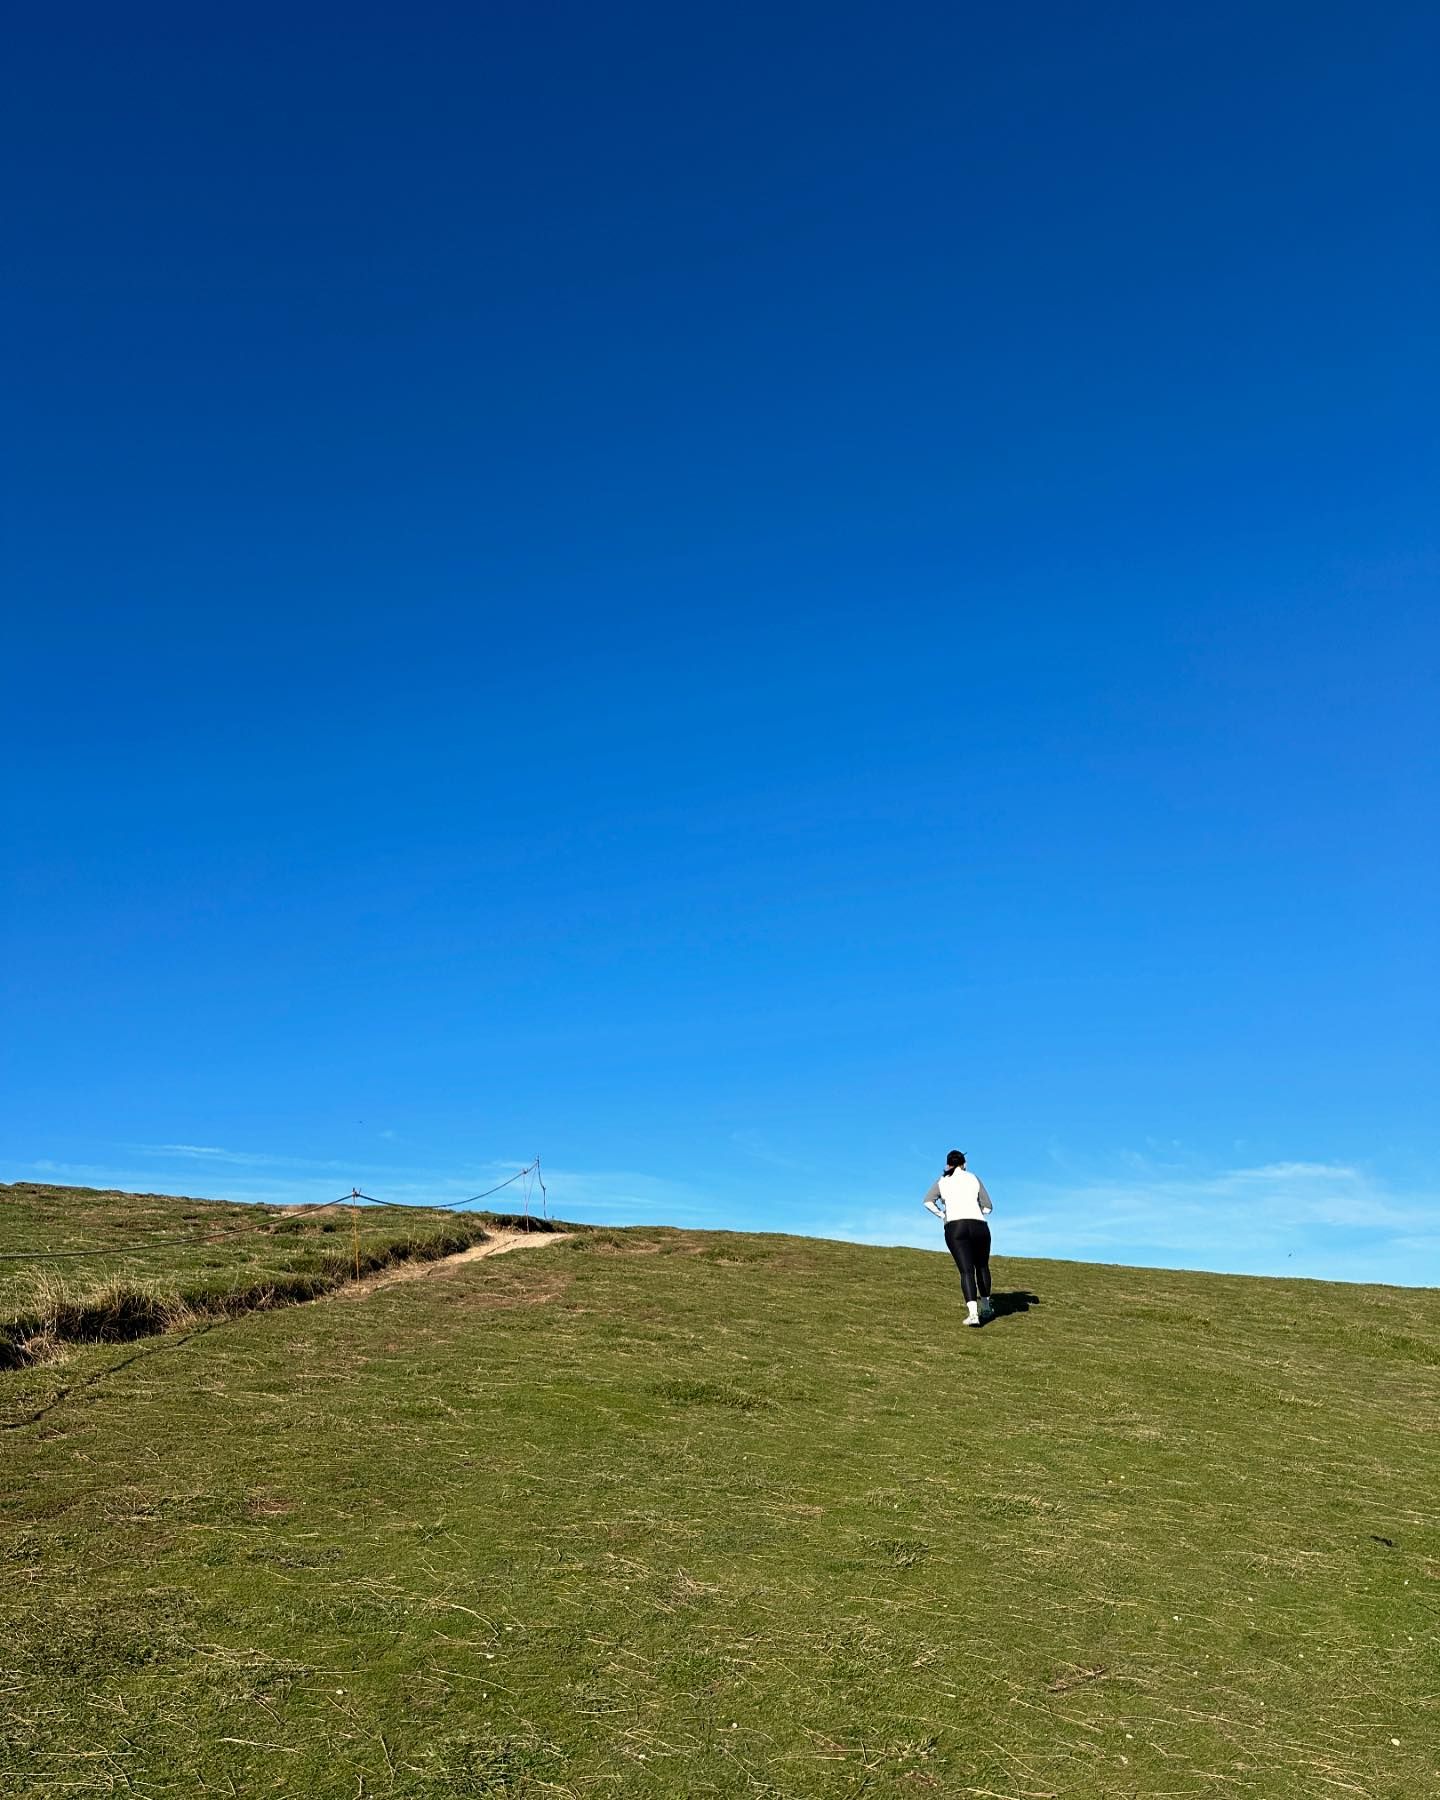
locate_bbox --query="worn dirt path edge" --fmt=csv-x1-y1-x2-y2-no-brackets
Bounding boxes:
335,1229,571,1299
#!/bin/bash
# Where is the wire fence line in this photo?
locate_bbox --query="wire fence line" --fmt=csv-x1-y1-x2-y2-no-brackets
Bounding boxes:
0,1159,548,1265
342,1159,546,1214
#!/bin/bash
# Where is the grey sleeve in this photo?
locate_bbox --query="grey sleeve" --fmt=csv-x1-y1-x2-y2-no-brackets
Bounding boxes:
977,1180,994,1215
921,1181,944,1215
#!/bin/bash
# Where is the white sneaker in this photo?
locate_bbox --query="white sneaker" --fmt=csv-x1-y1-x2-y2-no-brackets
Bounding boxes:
964,1302,982,1327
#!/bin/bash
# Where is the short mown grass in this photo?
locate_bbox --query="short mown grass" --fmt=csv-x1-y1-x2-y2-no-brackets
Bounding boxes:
2,1185,1437,1798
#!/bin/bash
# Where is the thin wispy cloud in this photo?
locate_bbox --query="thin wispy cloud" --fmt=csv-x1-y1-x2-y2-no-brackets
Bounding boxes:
729,1131,814,1175
828,1157,1440,1287
139,1144,298,1173
23,1153,362,1206
535,1166,712,1223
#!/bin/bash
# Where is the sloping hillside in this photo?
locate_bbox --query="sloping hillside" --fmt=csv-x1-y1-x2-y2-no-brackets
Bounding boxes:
2,1186,1436,1797
0,1182,563,1368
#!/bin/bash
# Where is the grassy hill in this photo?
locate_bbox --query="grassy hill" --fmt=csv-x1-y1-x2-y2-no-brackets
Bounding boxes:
2,1184,1437,1798
0,1182,562,1369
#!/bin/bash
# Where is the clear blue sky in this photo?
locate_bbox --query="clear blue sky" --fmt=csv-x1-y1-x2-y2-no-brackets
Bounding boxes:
4,3,1437,1284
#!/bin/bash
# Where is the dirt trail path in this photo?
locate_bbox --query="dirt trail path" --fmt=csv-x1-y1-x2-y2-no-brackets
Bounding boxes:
336,1230,570,1300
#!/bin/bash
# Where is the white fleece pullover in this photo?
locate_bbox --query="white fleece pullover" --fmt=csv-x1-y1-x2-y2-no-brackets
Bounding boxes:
922,1169,994,1224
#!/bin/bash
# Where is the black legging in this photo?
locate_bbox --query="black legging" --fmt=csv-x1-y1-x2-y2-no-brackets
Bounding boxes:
944,1219,991,1303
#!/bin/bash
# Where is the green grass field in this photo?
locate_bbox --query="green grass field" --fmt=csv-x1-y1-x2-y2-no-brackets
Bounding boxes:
0,1183,562,1370
2,1184,1437,1798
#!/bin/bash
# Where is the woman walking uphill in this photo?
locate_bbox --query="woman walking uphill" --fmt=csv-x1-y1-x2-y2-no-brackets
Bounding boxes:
923,1151,994,1326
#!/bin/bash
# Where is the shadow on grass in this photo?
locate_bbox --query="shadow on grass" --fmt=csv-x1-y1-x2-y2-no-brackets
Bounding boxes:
988,1290,1041,1320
